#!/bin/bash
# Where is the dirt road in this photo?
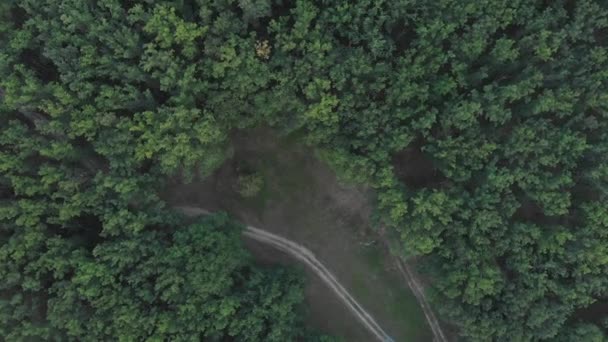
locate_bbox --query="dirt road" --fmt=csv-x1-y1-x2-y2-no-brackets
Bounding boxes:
21,101,445,341
175,206,394,342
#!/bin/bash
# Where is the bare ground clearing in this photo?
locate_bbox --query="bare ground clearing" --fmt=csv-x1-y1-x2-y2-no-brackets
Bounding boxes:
163,128,434,341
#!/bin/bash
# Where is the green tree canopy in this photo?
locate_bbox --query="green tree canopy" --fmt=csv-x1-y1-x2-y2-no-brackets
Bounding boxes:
2,0,608,340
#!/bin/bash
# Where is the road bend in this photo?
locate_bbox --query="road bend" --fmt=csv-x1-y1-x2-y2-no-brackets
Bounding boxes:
175,206,394,342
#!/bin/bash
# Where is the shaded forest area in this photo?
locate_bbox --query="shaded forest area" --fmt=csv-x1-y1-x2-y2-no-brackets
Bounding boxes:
1,0,608,341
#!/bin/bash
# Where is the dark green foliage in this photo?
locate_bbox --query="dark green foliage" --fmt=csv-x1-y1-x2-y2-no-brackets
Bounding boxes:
262,1,608,340
46,214,309,341
0,211,315,340
1,0,608,340
0,1,328,340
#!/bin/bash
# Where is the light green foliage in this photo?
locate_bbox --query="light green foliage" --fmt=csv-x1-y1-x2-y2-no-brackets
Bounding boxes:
236,172,264,198
1,0,608,340
130,106,227,174
142,4,207,59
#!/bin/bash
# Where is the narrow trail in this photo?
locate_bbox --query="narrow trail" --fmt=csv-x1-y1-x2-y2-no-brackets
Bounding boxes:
17,93,447,341
393,259,448,342
175,206,393,342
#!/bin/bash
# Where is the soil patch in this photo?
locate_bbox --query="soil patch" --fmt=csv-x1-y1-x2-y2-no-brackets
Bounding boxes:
163,128,433,341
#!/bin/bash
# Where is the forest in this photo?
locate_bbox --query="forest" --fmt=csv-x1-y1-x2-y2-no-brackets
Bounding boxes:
1,0,608,340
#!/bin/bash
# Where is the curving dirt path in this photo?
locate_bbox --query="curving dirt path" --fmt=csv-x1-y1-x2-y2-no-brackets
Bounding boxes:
21,103,447,341
175,206,394,342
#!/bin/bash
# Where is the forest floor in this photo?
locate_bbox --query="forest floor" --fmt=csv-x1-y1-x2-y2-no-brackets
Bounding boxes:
163,128,433,341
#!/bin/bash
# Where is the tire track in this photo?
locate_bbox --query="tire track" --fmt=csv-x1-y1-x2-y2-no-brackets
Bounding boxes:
20,99,445,342
393,259,448,342
175,206,393,342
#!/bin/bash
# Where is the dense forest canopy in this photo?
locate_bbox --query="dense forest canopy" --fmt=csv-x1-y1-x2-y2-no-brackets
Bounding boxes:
1,0,608,340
